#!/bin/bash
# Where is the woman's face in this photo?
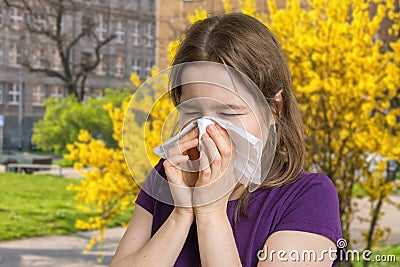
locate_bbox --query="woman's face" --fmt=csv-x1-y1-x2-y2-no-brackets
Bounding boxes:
179,82,263,140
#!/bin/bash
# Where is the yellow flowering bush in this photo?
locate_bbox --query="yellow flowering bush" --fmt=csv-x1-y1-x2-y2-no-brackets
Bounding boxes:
65,103,137,260
66,69,175,260
260,0,400,250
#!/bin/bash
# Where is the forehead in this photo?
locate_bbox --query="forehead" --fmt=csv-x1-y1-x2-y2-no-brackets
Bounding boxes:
180,65,254,106
180,83,243,105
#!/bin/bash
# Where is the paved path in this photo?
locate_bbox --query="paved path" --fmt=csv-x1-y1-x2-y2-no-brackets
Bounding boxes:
0,165,83,179
349,194,400,248
0,228,124,267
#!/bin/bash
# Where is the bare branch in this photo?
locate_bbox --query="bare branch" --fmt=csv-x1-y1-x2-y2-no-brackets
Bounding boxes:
86,34,116,72
72,33,116,88
4,0,120,102
66,19,97,52
23,62,67,82
3,0,10,7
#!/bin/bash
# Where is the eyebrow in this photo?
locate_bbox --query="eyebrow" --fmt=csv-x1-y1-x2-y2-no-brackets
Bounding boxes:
178,102,248,111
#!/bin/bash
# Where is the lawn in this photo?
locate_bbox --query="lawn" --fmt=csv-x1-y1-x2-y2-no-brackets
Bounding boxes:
0,172,132,241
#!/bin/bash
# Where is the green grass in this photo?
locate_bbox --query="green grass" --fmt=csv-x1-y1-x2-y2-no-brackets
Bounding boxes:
28,150,60,157
351,244,400,266
0,173,132,241
352,183,400,197
352,183,367,197
52,158,74,167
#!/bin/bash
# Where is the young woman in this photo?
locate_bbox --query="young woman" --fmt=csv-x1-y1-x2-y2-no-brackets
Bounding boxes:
111,13,343,267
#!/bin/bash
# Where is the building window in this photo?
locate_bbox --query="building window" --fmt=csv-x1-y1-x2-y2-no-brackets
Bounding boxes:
149,0,156,11
144,23,155,48
32,85,45,106
115,22,125,43
32,46,45,68
0,7,3,26
51,49,62,70
105,55,112,76
95,54,106,76
82,16,93,34
8,83,19,105
81,52,92,66
0,44,3,65
9,44,21,67
114,56,124,77
132,21,141,46
10,7,23,30
33,14,47,31
0,83,3,104
49,16,64,34
144,60,153,78
50,85,63,98
96,15,107,41
131,58,141,76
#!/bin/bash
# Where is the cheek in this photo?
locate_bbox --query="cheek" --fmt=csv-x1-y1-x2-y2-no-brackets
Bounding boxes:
241,114,262,140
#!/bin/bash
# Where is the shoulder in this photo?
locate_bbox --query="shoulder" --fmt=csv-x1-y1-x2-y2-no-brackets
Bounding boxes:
252,171,339,211
268,170,342,242
263,171,343,266
282,170,337,197
267,170,339,212
292,170,339,209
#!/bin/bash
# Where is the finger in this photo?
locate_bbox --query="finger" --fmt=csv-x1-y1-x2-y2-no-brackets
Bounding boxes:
167,137,199,158
216,124,231,145
178,126,199,143
200,134,221,181
163,160,183,185
168,154,189,167
206,124,232,170
197,151,211,186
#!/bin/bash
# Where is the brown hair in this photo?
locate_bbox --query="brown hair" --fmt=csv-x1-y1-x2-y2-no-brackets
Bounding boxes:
170,13,305,223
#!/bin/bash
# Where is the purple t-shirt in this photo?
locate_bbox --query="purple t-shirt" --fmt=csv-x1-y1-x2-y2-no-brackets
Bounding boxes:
135,159,343,266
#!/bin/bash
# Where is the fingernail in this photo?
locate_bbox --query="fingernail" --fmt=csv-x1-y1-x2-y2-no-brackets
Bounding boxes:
207,125,216,132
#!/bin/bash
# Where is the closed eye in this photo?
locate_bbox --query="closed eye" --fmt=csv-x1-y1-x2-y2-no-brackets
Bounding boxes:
184,111,202,116
219,112,245,117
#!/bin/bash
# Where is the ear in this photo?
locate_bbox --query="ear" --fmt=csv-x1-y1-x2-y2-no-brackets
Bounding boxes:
274,90,283,118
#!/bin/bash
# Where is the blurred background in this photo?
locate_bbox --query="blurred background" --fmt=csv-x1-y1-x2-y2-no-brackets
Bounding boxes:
0,0,399,266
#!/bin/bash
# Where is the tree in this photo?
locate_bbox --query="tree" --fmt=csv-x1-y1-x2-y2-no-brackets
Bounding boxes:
2,0,116,101
31,88,132,154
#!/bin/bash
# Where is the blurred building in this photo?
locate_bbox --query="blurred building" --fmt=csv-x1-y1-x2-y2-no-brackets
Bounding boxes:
0,0,156,150
156,0,310,69
156,0,397,69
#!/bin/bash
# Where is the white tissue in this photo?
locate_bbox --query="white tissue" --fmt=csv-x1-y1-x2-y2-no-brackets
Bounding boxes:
153,116,264,185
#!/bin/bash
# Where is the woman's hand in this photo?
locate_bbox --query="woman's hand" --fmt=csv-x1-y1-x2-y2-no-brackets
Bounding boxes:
163,127,199,218
193,124,237,216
